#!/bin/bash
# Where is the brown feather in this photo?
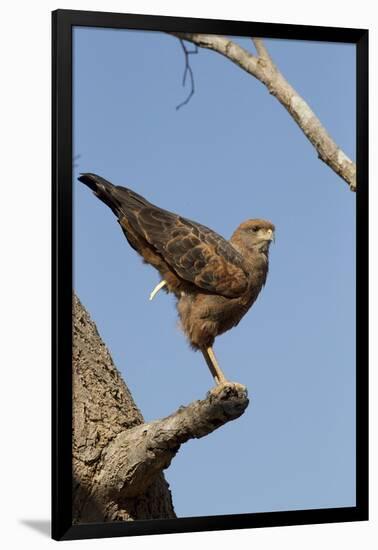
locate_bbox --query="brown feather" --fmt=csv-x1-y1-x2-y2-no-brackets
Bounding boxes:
79,173,274,350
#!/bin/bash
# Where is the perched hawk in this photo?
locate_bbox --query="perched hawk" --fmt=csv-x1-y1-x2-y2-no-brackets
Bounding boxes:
79,173,275,385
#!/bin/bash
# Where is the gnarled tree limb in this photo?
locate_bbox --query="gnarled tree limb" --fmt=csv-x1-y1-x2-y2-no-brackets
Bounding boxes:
73,295,249,523
94,382,248,502
171,33,356,192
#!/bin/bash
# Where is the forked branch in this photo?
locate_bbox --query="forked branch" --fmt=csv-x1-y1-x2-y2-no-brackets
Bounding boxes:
171,33,356,191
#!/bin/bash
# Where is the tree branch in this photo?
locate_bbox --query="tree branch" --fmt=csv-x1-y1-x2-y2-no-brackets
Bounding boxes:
73,295,249,522
171,32,356,192
251,37,273,63
94,383,249,501
176,39,198,110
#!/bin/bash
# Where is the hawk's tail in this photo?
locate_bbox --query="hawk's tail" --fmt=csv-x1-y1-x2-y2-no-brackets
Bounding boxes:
78,173,151,218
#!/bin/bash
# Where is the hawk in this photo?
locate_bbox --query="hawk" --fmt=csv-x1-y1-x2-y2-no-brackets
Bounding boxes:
79,173,275,385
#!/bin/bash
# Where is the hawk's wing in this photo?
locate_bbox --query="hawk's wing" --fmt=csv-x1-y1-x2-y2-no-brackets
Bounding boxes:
79,174,249,298
127,202,249,299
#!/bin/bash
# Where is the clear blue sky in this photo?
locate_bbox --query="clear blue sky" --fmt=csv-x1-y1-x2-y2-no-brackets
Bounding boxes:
73,27,356,518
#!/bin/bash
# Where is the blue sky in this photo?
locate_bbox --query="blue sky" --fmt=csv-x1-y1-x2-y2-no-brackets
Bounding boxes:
73,27,356,518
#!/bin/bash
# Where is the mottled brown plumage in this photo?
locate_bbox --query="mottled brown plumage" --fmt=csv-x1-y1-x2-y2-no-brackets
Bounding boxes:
79,173,275,384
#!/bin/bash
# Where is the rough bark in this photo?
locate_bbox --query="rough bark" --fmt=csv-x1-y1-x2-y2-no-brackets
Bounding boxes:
72,295,249,523
171,33,356,192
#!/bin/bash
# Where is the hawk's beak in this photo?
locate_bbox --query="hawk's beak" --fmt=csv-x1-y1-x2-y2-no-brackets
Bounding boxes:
267,229,275,242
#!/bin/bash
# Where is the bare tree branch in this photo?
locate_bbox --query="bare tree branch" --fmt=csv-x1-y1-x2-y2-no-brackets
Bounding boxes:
73,294,249,522
176,39,198,110
251,37,273,63
94,382,249,502
171,32,356,192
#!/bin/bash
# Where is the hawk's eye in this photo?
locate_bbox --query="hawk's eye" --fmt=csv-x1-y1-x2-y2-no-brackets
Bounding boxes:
250,227,258,233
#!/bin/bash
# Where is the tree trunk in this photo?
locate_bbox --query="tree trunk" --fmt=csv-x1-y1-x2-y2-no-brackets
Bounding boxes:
72,295,249,523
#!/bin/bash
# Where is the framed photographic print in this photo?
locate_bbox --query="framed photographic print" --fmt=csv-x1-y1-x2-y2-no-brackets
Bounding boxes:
52,9,368,541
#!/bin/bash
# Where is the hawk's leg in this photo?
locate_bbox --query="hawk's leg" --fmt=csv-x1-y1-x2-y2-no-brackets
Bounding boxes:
201,347,228,385
149,279,167,301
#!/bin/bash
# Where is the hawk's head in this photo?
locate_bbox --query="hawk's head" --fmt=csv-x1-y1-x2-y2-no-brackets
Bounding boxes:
231,219,275,254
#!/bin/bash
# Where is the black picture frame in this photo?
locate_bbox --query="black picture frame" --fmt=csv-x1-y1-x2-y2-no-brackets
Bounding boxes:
52,9,369,541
